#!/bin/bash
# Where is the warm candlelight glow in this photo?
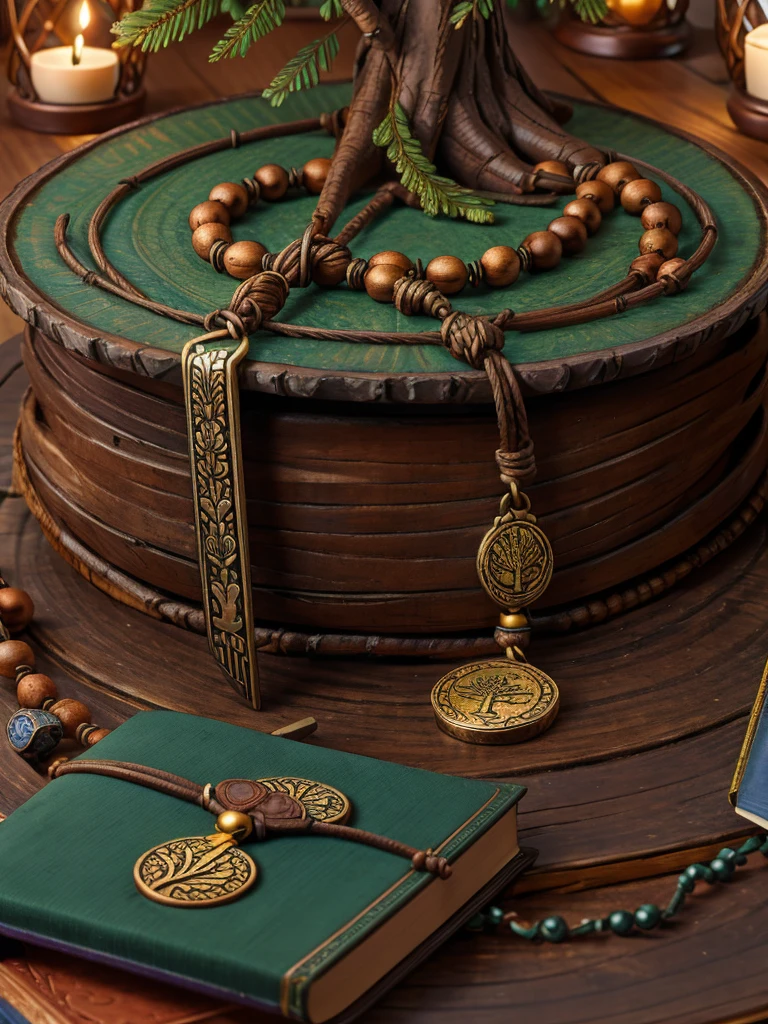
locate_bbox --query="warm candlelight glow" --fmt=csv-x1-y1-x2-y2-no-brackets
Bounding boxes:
71,3,89,65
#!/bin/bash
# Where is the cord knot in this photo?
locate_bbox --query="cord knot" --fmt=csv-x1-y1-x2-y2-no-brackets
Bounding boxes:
495,443,536,487
393,276,451,319
440,313,504,370
226,270,289,333
263,232,351,288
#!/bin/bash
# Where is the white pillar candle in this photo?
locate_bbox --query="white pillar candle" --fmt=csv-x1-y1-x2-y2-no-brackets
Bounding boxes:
745,24,768,102
30,45,119,105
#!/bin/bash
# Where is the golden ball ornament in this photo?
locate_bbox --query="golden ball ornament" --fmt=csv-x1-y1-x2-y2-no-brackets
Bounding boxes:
216,810,254,839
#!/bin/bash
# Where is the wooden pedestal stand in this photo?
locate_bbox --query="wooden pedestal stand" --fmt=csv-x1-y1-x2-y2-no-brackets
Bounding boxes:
727,86,768,143
554,11,691,59
0,339,767,1024
5,86,146,135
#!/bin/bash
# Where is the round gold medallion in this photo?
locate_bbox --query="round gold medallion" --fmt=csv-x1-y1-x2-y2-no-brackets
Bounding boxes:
257,777,351,824
477,518,553,609
431,659,560,745
134,834,257,908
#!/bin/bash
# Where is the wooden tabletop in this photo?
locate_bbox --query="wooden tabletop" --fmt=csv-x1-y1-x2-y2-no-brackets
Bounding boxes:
0,12,764,344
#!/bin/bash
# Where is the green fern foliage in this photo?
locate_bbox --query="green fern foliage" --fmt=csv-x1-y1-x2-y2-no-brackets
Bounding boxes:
208,0,285,61
373,102,495,224
319,0,343,19
262,29,340,105
112,0,222,50
568,0,608,23
450,0,495,30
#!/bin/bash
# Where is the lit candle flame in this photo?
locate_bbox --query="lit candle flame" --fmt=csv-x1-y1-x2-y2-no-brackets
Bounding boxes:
72,1,89,65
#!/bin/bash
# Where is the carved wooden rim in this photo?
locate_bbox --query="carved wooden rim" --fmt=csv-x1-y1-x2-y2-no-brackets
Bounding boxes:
1,90,767,402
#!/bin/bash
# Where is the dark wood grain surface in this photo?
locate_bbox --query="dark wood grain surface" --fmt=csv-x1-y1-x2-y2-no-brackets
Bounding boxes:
0,338,766,1024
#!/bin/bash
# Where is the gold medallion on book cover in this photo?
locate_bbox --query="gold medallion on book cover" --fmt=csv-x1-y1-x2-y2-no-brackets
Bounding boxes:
431,658,559,744
257,777,351,824
134,834,258,907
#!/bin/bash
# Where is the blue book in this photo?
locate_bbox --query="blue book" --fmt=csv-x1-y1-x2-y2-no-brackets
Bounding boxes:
731,660,768,828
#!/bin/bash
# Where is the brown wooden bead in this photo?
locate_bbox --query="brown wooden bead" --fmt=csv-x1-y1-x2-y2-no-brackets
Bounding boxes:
0,640,34,678
86,727,112,746
364,263,404,303
425,255,468,294
254,163,289,201
521,230,563,270
562,198,602,235
630,253,664,283
312,252,351,288
575,179,615,213
49,698,91,739
480,245,521,288
658,257,686,277
188,200,230,231
302,157,332,196
533,159,570,178
641,201,683,235
16,673,58,709
208,182,249,218
620,178,662,215
547,215,588,256
638,227,679,260
222,240,268,280
368,251,413,274
0,587,34,632
191,223,232,261
596,161,641,194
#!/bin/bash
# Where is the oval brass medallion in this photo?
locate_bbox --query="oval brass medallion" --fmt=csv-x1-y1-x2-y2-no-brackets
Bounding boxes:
134,834,258,907
257,777,351,824
477,519,553,609
431,659,560,744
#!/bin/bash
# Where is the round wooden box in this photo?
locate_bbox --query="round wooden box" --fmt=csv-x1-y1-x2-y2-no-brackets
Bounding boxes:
1,84,768,658
2,82,768,1024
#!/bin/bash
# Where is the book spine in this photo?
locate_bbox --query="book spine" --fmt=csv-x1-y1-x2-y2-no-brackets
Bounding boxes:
730,657,768,805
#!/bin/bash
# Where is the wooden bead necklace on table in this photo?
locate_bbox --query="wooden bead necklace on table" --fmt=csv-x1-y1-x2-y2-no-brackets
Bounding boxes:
188,156,687,302
52,110,718,734
0,575,111,762
1,569,765,930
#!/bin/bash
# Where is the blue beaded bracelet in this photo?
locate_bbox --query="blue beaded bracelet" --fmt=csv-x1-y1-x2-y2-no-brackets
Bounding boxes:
467,834,768,941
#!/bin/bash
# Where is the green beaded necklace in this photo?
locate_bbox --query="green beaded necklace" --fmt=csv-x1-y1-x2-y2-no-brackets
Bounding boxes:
469,835,768,942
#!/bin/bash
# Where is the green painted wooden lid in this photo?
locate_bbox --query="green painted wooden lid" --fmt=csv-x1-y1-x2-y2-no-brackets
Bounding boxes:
1,83,767,401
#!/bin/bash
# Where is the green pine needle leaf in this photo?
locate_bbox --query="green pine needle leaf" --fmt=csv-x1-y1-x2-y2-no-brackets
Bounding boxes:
319,0,343,19
570,0,607,23
262,29,340,105
208,0,285,61
450,0,494,29
112,0,222,51
374,101,495,224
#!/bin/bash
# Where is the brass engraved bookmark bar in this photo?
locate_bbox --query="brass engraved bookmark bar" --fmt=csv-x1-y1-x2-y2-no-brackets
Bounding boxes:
182,329,260,708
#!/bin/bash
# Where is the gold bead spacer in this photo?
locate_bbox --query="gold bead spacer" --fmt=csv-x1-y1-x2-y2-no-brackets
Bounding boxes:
215,810,254,840
499,611,528,629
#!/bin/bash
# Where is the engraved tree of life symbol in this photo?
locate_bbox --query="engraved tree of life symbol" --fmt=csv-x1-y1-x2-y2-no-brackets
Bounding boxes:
456,671,532,720
490,523,545,600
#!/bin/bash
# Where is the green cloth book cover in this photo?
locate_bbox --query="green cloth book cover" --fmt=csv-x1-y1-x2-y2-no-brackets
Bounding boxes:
0,712,526,1022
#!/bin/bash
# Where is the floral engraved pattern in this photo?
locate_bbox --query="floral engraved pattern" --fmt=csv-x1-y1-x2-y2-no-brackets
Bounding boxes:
134,836,257,906
184,340,258,705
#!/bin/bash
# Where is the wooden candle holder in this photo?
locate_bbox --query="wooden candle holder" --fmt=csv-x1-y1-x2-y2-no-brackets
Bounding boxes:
554,4,690,59
727,85,768,141
5,0,146,135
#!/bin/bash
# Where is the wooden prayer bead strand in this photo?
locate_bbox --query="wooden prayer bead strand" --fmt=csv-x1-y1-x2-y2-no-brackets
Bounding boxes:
253,163,289,200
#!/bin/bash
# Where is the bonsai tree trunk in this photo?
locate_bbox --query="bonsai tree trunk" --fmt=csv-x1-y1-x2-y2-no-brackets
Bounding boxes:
315,0,607,234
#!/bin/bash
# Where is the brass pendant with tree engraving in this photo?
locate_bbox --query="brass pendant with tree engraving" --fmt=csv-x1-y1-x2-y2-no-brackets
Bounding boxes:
477,508,553,610
257,777,351,824
431,651,559,745
134,833,257,908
